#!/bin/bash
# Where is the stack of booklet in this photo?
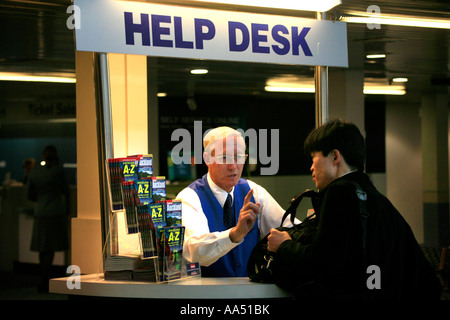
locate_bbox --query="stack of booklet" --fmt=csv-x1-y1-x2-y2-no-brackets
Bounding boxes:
104,154,200,282
104,255,156,282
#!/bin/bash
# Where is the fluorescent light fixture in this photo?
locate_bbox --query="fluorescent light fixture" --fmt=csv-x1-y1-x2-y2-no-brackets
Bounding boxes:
366,54,386,59
190,69,208,75
63,163,77,169
363,87,406,95
265,76,406,95
0,72,76,83
47,118,76,123
265,75,315,93
392,77,408,83
157,92,167,97
192,0,341,12
340,12,450,29
265,86,315,93
364,78,406,95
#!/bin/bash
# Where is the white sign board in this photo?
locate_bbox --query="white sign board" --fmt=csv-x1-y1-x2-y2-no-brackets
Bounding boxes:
74,0,348,67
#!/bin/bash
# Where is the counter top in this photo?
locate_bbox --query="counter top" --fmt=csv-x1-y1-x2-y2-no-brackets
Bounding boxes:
49,274,293,299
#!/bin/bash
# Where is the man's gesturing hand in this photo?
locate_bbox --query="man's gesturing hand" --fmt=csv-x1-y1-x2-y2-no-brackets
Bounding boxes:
229,189,260,243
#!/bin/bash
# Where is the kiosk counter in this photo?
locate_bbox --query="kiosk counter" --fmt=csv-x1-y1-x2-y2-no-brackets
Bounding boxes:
49,274,293,300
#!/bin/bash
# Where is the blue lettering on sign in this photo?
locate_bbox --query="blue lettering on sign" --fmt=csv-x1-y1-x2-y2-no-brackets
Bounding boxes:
229,21,312,56
251,23,270,54
124,12,313,57
292,26,312,56
152,14,172,47
174,16,194,49
271,24,290,55
124,12,215,49
124,12,150,46
228,21,249,52
194,18,216,49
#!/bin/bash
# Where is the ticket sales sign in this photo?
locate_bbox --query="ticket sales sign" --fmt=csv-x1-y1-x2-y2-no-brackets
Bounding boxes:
74,0,348,67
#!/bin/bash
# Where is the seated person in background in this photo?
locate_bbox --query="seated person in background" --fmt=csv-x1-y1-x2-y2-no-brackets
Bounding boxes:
177,126,296,277
267,119,441,299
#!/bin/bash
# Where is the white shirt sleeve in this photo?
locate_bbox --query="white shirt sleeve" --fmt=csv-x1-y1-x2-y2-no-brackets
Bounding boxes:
177,179,298,267
247,180,298,238
178,187,241,267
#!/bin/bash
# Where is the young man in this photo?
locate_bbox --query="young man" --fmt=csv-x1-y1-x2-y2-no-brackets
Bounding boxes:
267,119,441,299
177,126,294,277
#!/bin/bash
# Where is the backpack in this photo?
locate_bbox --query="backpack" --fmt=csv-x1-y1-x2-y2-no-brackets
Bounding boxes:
247,189,319,286
247,184,372,296
248,184,443,300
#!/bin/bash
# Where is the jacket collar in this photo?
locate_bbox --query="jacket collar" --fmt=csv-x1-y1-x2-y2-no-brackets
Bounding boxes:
318,170,369,194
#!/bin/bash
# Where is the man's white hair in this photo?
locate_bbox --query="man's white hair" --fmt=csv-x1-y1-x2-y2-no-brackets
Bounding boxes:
203,126,246,156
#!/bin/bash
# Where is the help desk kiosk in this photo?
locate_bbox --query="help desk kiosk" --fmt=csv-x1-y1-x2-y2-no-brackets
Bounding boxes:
50,0,347,301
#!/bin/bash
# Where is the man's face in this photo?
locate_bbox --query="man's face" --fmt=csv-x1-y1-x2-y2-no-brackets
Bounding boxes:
206,137,245,193
310,151,337,191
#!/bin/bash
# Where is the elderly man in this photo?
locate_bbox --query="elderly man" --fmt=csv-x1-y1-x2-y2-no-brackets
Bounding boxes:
176,126,293,277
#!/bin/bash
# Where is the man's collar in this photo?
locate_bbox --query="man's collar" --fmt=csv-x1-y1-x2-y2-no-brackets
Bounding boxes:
207,172,234,206
318,170,361,193
340,170,358,178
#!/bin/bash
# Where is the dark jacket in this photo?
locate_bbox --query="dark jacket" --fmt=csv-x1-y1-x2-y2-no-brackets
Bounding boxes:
275,171,441,299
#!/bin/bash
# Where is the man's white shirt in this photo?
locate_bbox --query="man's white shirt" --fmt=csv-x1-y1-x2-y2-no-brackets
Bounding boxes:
176,173,296,266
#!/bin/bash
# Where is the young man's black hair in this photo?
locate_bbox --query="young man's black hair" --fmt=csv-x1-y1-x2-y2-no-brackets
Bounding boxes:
304,119,366,171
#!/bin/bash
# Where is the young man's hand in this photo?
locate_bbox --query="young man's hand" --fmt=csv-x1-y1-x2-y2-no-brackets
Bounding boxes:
267,228,292,252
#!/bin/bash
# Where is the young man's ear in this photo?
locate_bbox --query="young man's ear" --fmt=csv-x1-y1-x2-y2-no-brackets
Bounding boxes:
331,149,341,164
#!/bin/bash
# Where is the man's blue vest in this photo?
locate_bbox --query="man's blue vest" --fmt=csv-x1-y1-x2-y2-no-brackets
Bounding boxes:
189,174,260,277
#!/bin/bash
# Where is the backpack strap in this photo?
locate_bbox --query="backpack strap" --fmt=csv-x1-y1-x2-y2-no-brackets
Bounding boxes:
280,184,369,255
352,182,369,257
280,189,316,227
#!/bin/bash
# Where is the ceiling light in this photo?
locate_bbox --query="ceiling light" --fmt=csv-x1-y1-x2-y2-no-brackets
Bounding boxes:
265,86,315,93
363,87,406,95
265,76,406,95
364,78,406,95
340,12,450,29
0,72,76,83
192,0,341,12
392,77,408,83
47,118,77,123
266,85,406,95
265,75,315,93
157,92,167,97
63,163,77,169
190,69,208,75
366,54,386,59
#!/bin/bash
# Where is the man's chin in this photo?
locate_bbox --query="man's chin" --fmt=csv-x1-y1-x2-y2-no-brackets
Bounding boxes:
223,176,239,189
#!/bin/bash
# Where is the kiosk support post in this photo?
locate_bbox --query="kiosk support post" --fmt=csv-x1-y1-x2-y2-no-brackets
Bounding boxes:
315,12,329,127
93,53,114,261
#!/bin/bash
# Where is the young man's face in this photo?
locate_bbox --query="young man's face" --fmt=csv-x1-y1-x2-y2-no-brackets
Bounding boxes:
206,137,245,193
310,151,338,191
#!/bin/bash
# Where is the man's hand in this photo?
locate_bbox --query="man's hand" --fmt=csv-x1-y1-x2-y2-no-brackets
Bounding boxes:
229,189,260,243
267,228,291,252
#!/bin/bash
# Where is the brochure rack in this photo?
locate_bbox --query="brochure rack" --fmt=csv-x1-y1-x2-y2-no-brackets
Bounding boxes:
103,154,201,283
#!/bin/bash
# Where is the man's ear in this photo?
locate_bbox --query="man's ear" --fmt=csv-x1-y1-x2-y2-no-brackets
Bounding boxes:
203,151,213,166
331,149,341,164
